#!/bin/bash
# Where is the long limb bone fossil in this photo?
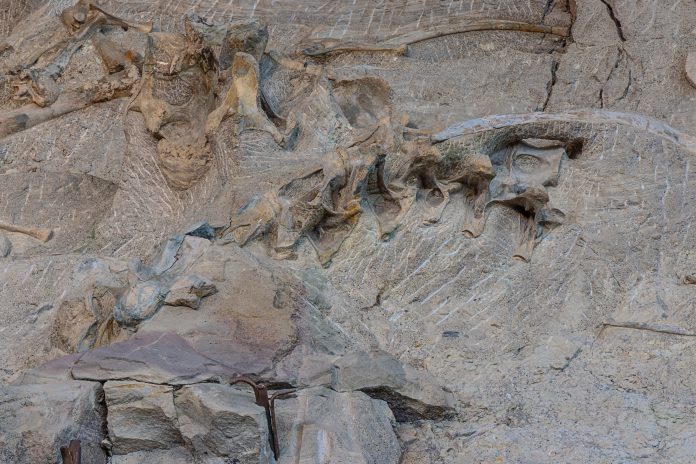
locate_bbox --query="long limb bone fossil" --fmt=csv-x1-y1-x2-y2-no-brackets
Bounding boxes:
301,19,570,57
0,221,53,242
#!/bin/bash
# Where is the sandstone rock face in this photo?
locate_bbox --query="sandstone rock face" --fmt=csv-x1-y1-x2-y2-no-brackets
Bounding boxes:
103,381,275,463
275,387,401,464
175,383,275,464
0,233,10,257
331,350,455,421
2,0,696,463
110,447,194,464
0,381,106,464
71,331,236,385
104,381,184,455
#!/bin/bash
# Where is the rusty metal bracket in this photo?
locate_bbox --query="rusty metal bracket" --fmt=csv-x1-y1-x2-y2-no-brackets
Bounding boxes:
230,377,296,459
60,440,81,464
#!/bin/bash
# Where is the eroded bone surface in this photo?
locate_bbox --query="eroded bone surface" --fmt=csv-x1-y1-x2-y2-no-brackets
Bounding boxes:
2,0,696,463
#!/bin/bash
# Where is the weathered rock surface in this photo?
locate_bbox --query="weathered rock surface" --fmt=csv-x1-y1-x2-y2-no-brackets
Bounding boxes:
104,381,184,454
275,387,401,464
0,233,10,257
175,383,275,464
110,447,194,464
71,331,235,385
2,0,696,462
331,350,454,421
0,381,106,464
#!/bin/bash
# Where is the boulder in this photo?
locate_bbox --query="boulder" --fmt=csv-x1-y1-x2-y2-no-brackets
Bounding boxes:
104,381,184,454
0,381,106,464
174,383,275,464
330,350,455,421
275,387,401,464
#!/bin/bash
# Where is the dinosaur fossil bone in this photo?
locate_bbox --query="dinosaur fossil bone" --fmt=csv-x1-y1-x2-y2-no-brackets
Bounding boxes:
301,19,569,57
0,221,53,242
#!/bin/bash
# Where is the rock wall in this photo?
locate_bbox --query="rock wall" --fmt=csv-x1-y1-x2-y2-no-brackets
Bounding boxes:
1,0,695,462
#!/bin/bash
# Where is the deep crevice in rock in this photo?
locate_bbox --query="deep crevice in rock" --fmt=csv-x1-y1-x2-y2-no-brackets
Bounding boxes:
599,0,627,41
542,59,559,111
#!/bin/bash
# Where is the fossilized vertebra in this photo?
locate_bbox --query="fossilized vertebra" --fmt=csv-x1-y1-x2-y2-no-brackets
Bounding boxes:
226,144,379,264
205,52,282,143
126,15,282,189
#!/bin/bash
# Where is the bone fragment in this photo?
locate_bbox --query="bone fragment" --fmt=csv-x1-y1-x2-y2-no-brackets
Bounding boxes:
302,20,569,57
0,66,138,138
0,221,53,242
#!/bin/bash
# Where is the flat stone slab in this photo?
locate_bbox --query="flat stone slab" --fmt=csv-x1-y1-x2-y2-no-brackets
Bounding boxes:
331,350,455,421
71,331,236,385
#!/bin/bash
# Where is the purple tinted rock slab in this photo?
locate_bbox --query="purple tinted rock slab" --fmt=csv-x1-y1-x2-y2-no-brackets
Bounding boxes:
71,331,236,385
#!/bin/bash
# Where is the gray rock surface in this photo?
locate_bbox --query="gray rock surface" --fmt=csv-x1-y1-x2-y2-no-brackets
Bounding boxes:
104,381,184,454
2,0,696,462
71,331,235,385
110,447,194,464
0,381,106,464
331,350,454,421
0,233,10,257
175,383,275,464
275,387,401,464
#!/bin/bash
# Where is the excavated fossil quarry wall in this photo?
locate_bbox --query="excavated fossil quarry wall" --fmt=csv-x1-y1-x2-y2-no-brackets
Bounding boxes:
1,0,696,463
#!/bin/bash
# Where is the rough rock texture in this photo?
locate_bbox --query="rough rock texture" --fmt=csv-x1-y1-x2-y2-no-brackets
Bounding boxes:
275,387,401,464
175,383,275,464
0,381,106,464
330,350,455,421
2,0,696,463
104,381,184,455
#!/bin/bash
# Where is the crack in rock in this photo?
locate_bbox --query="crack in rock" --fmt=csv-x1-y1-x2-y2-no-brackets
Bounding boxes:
599,0,627,42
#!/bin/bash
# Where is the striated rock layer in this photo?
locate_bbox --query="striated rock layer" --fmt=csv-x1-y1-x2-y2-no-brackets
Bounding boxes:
1,0,696,463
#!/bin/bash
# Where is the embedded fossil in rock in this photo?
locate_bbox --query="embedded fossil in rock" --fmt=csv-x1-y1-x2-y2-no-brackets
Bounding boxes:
127,15,282,189
486,138,569,261
0,220,53,242
0,0,149,138
113,233,217,327
205,51,282,144
226,130,572,263
59,0,151,36
300,19,570,57
226,144,380,264
9,0,150,79
126,19,217,190
367,136,571,261
1,66,140,138
368,140,452,237
91,32,143,74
